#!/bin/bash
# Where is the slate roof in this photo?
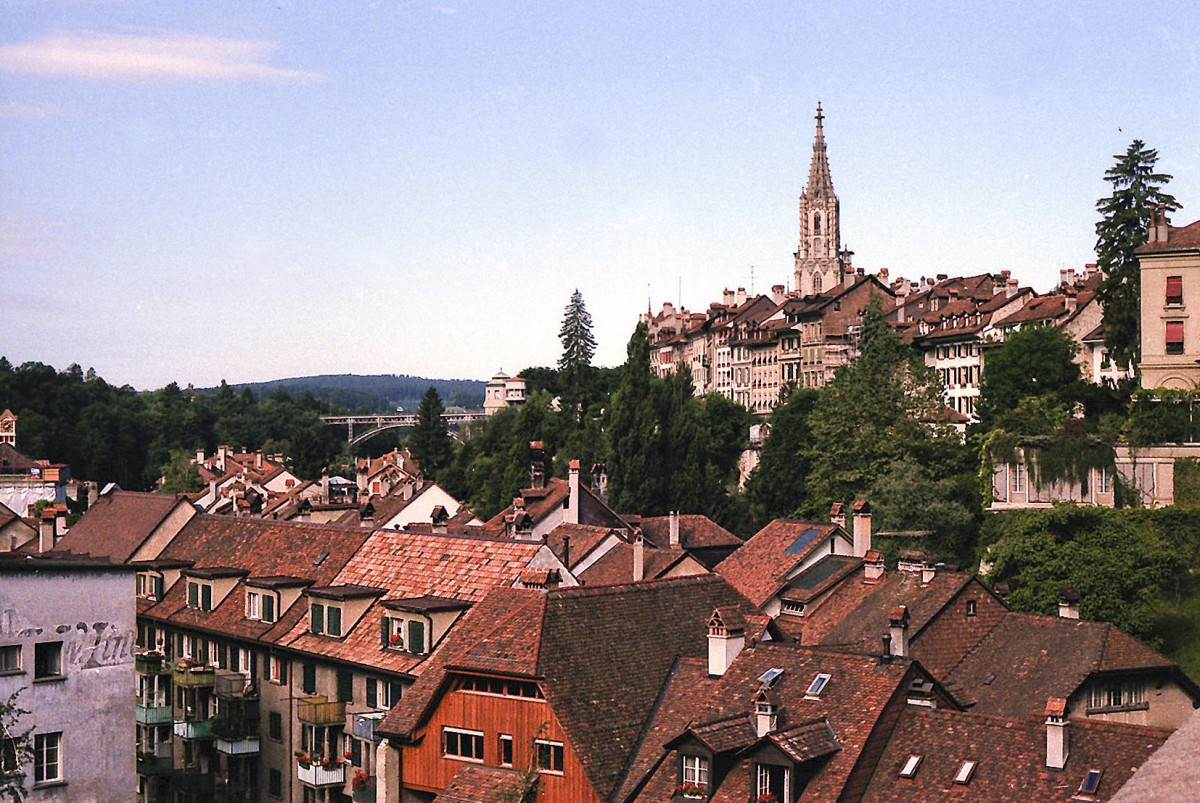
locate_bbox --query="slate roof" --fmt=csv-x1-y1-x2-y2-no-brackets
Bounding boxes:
576,541,694,585
52,490,193,561
382,574,762,801
634,514,743,550
715,520,845,608
945,611,1179,719
860,705,1169,802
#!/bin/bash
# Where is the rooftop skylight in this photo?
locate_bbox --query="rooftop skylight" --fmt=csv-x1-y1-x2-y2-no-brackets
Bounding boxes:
805,673,831,698
899,754,922,778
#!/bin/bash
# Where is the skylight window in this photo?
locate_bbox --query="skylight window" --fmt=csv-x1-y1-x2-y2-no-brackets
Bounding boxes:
1079,769,1103,795
899,754,922,778
758,668,784,686
313,551,330,567
953,760,977,785
805,673,831,698
982,673,996,686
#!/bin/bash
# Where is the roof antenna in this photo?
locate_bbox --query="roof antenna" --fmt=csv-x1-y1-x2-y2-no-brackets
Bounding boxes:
750,265,755,295
647,283,651,313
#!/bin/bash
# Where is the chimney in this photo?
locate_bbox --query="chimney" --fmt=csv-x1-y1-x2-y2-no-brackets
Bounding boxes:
829,501,845,530
754,690,778,737
196,447,205,465
771,284,786,304
1058,587,1081,619
735,287,747,306
880,633,893,664
528,442,546,489
218,444,229,471
669,511,680,547
888,606,910,658
562,535,571,569
255,450,263,469
54,508,66,539
567,460,581,525
921,559,937,585
852,500,872,557
707,607,746,677
38,509,56,553
633,532,645,581
431,505,449,534
1045,697,1070,770
590,463,609,504
864,550,885,582
723,288,735,306
86,482,98,509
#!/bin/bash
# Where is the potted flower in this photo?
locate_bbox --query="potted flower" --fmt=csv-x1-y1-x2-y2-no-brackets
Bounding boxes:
753,793,778,803
352,768,370,791
294,750,311,769
389,632,402,647
676,782,707,799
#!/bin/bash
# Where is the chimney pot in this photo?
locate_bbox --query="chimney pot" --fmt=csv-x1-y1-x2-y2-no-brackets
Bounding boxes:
633,532,645,581
852,500,872,557
1058,587,1081,619
669,511,680,547
707,608,745,677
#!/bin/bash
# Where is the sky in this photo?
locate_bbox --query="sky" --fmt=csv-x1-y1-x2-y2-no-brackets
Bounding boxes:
2,2,1199,391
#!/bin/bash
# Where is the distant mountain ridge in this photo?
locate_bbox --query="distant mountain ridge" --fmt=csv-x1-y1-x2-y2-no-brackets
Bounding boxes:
203,374,485,413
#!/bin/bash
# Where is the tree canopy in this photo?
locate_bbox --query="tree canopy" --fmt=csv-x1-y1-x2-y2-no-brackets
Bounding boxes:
558,289,598,420
976,325,1083,430
1095,139,1181,368
407,386,454,481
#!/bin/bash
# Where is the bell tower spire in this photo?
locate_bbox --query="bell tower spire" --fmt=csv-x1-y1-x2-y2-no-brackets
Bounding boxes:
794,102,848,296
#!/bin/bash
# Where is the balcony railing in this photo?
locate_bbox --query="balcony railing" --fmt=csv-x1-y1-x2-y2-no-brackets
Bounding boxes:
352,712,384,742
298,696,346,726
173,770,215,795
215,736,261,756
136,653,171,675
173,718,215,740
136,703,173,725
214,670,258,700
173,664,216,687
136,744,172,776
297,761,346,787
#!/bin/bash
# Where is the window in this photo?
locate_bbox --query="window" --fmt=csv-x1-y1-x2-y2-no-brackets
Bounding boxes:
310,603,324,635
682,754,709,786
268,767,283,798
268,654,286,684
499,734,514,767
302,662,316,694
268,712,283,742
805,673,831,698
1097,466,1112,495
186,581,213,611
1079,768,1103,795
1088,679,1146,712
756,764,790,799
535,740,564,774
1012,462,1026,494
1167,276,1183,306
33,732,62,784
137,572,164,600
899,754,922,778
1,736,19,776
0,645,20,674
443,728,484,762
337,669,354,703
1166,320,1185,355
954,760,977,785
310,603,342,637
965,599,977,617
34,642,63,680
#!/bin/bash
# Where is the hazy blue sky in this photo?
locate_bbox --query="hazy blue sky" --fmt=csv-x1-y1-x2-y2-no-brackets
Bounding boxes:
2,2,1198,390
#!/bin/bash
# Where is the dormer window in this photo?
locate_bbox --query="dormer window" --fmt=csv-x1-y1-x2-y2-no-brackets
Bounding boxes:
780,600,805,617
136,572,164,601
187,580,213,611
1078,768,1103,796
899,754,922,778
805,673,831,699
680,754,709,798
246,590,277,624
380,615,427,654
310,602,342,637
953,760,977,785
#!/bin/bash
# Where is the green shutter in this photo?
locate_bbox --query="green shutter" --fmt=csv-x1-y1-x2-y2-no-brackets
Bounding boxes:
302,662,316,694
351,737,362,767
153,576,164,599
366,678,377,709
262,594,275,623
380,616,390,647
229,646,240,673
219,643,229,668
201,584,212,611
389,682,404,708
311,603,325,635
408,619,426,654
187,582,199,608
327,606,342,637
337,669,353,703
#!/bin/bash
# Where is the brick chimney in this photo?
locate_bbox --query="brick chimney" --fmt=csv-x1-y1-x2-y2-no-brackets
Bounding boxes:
528,442,546,489
1058,587,1081,619
669,511,680,547
567,460,581,525
829,502,845,530
38,508,56,553
888,606,911,658
1045,697,1069,770
633,532,645,581
852,500,871,557
864,550,885,583
707,607,746,677
771,284,786,304
562,535,571,569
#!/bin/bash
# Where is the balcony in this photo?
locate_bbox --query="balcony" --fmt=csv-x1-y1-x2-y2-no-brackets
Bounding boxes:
214,670,258,700
215,736,261,756
136,703,173,725
137,745,172,776
173,770,215,796
352,775,378,803
136,653,171,675
174,718,215,740
297,761,346,787
173,663,216,688
298,696,346,726
352,711,384,742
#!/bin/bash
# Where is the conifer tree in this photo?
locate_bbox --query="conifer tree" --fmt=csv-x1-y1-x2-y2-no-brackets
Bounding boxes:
558,289,597,420
1095,140,1180,368
606,323,665,514
408,386,454,480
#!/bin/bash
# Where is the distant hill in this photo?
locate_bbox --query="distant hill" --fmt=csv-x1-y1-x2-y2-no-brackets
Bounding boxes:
203,374,485,413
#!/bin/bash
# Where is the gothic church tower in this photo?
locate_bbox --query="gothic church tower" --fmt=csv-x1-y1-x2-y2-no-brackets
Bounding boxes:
794,103,848,296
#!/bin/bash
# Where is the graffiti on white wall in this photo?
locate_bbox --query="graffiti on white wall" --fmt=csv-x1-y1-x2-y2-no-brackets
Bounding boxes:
0,604,134,671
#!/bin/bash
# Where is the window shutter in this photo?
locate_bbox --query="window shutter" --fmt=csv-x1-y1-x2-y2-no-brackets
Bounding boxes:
302,662,316,694
201,584,212,611
366,678,377,709
327,606,342,637
229,646,239,673
408,619,426,654
1167,320,1185,343
389,682,404,707
263,595,275,623
1167,276,1184,304
351,737,362,767
153,576,164,600
311,603,325,635
337,669,354,703
380,616,390,647
187,582,199,608
219,642,229,669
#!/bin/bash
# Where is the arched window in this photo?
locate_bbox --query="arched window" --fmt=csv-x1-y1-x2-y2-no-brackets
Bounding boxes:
813,213,822,233
813,272,823,294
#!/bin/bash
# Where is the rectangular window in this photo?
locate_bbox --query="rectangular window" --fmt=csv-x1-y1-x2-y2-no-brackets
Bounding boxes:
1097,466,1113,495
268,654,286,684
34,732,62,784
302,662,316,694
246,591,261,620
443,728,484,762
899,754,922,778
682,754,709,785
1167,320,1185,355
499,734,514,767
34,642,63,680
268,767,282,798
1088,679,1147,711
1012,462,1026,494
310,603,325,635
1,736,19,775
262,594,276,624
268,712,283,742
0,645,20,674
954,760,977,785
1167,276,1184,306
327,606,342,638
535,740,564,774
337,669,354,703
366,678,378,709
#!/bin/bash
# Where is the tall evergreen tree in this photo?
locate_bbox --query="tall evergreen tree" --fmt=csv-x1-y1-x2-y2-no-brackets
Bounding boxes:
558,289,597,420
1095,140,1180,368
606,323,666,514
408,386,454,480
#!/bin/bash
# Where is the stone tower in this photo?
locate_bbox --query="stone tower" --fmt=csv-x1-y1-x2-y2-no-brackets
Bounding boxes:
0,409,15,446
794,103,849,296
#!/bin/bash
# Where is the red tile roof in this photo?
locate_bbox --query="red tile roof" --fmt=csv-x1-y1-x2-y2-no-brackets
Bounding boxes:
52,490,194,562
434,765,535,802
1137,218,1200,253
715,520,845,607
634,514,743,550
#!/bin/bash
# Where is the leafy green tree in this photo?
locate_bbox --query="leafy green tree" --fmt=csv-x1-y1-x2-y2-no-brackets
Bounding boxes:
159,448,204,494
746,388,820,523
976,326,1083,429
407,386,454,480
1095,140,1181,368
807,299,964,507
606,323,667,514
1,689,32,802
558,289,598,421
867,458,981,567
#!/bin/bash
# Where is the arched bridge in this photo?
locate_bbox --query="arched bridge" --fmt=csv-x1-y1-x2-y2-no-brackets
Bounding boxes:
320,411,488,446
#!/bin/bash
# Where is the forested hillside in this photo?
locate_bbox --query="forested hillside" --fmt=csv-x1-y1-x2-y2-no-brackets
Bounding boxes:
202,374,484,413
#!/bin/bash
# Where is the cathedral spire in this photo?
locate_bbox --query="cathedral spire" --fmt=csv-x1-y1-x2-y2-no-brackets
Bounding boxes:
794,103,845,296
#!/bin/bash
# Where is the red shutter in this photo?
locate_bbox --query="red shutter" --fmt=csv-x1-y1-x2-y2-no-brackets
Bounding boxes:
1166,320,1184,345
1167,276,1183,305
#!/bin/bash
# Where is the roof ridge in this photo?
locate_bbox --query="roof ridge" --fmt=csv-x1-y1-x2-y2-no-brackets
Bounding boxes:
548,572,720,599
